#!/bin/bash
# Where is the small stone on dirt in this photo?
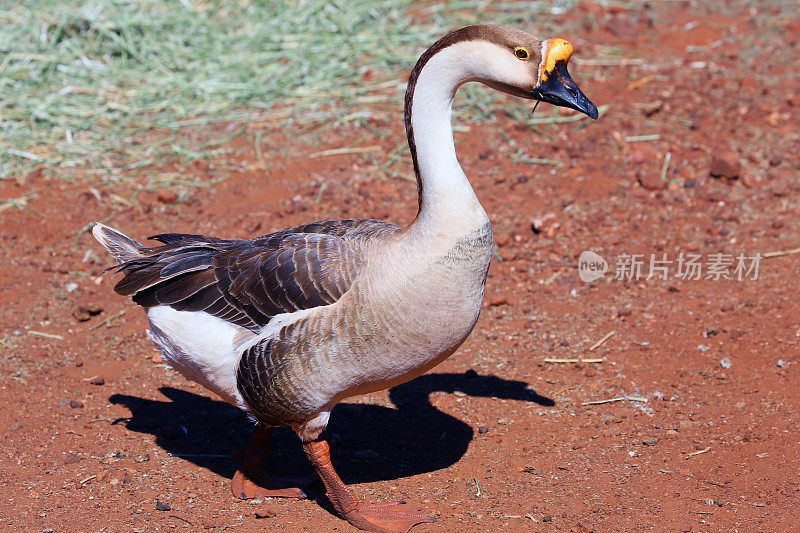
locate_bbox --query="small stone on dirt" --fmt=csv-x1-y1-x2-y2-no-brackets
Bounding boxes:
709,152,742,179
777,359,787,368
155,501,171,512
637,171,666,191
88,376,105,386
642,437,658,446
489,296,508,306
639,100,663,117
72,305,103,322
478,426,489,434
157,189,179,204
720,357,732,369
572,522,594,533
64,453,80,465
254,509,276,519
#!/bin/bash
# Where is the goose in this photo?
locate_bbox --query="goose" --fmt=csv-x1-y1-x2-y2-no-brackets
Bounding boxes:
92,24,597,533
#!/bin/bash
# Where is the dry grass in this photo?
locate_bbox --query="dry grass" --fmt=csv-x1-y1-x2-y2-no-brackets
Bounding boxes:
1,0,599,184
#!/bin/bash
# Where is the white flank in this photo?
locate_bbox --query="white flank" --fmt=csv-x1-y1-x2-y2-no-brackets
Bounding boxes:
146,305,319,410
147,306,254,408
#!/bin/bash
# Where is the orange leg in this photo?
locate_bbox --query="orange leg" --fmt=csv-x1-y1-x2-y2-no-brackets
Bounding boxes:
231,426,313,499
303,439,435,533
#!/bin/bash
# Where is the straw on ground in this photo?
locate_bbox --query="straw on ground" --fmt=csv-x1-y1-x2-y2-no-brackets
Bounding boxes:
2,0,596,184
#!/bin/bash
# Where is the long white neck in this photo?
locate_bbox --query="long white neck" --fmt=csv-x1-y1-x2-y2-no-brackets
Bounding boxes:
405,41,504,237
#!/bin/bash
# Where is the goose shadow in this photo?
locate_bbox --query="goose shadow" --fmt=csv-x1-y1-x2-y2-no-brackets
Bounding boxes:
108,371,554,484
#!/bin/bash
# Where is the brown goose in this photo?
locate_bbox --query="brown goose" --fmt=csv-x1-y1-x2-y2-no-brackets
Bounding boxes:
93,24,597,533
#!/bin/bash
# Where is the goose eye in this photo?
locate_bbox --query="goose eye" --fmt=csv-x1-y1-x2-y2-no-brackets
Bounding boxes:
514,47,529,60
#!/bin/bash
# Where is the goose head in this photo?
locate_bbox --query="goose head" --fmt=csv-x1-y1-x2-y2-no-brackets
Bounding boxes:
423,25,598,119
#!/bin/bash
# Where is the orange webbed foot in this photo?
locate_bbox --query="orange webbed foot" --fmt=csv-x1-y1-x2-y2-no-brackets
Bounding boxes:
231,425,312,500
343,501,435,533
231,466,313,499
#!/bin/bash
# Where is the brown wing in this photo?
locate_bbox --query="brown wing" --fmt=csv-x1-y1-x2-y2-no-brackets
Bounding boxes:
112,219,397,331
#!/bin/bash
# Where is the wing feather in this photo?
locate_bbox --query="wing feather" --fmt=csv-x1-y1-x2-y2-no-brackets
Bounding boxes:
109,220,398,331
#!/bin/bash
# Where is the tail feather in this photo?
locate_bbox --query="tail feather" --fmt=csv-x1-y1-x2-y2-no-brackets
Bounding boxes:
92,223,144,264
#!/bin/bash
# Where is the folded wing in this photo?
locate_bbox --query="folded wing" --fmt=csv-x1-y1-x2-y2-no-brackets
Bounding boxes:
109,219,396,331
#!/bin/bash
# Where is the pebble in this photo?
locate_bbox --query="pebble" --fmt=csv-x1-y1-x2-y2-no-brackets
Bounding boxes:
155,501,171,512
720,357,732,369
489,296,508,307
639,100,663,117
72,304,103,322
64,453,80,465
89,376,105,386
254,509,276,519
642,437,659,446
66,282,78,293
58,399,84,409
637,171,666,191
478,426,489,434
531,213,557,234
777,359,787,368
157,189,179,204
709,151,742,179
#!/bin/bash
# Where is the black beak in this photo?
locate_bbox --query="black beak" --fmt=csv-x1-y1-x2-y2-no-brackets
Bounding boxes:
532,61,598,120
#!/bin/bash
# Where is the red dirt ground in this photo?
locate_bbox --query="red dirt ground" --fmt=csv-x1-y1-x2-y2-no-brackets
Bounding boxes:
2,3,799,532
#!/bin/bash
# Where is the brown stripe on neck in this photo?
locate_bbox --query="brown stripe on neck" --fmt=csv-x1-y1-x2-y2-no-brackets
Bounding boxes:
404,25,505,214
